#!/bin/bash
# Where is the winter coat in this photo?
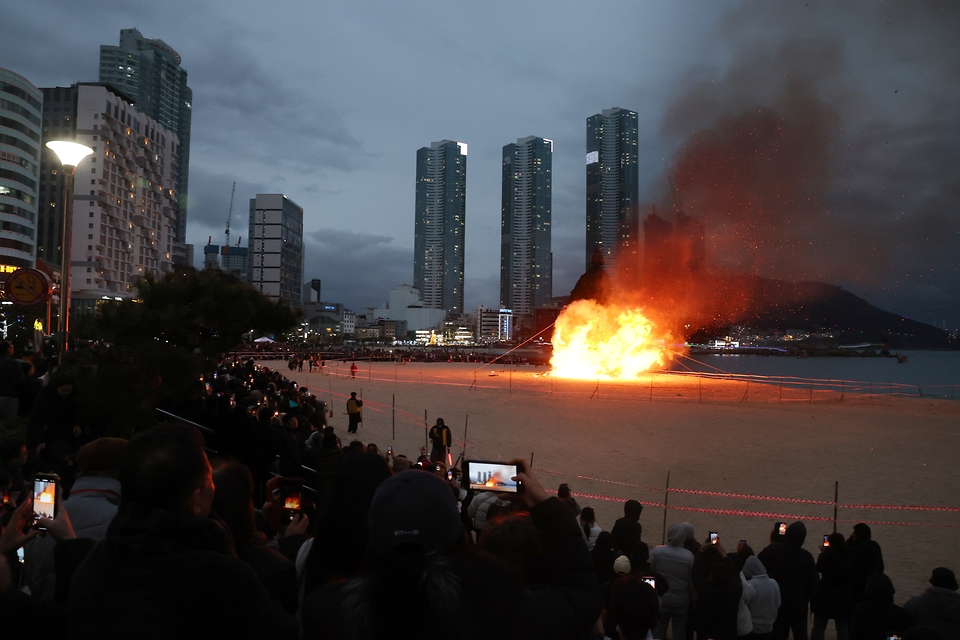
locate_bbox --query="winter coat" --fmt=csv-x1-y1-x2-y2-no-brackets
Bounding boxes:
649,523,695,609
23,476,121,601
849,573,914,640
581,522,602,551
847,538,884,604
813,545,854,620
68,501,297,640
756,521,818,606
738,571,756,636
903,587,960,640
743,556,782,635
611,516,642,558
692,554,743,640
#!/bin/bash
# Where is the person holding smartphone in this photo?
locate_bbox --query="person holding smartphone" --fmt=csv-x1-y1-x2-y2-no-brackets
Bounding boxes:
301,458,604,640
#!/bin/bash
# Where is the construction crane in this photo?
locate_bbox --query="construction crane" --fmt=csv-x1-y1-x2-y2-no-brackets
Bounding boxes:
224,181,236,247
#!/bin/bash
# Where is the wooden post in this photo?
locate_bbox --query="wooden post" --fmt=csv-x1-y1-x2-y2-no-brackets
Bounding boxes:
662,470,671,545
917,383,923,399
530,451,534,468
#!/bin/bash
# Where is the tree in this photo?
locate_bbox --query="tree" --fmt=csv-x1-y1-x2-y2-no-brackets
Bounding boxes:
62,268,300,436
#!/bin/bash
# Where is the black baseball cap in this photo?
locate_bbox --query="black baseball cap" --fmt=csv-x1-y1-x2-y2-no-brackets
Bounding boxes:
368,470,461,558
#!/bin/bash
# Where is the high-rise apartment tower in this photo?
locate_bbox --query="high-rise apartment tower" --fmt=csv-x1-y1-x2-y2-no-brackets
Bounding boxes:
413,140,467,315
100,28,192,264
500,136,552,315
585,107,639,277
37,83,178,310
0,68,41,272
248,194,303,308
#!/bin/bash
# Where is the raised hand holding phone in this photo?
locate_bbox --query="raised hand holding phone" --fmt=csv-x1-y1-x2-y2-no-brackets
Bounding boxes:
0,495,41,556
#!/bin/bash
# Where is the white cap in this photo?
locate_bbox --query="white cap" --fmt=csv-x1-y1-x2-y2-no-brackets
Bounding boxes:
613,555,632,575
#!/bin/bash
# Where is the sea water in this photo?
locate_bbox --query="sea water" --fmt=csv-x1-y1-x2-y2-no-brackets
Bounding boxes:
675,350,960,397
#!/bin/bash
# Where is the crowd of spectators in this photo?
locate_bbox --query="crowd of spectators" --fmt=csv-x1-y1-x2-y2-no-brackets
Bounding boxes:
234,341,546,366
0,356,957,639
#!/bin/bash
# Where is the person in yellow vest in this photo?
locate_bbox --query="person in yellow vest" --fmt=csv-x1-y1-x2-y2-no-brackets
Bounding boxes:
428,418,452,463
346,392,363,433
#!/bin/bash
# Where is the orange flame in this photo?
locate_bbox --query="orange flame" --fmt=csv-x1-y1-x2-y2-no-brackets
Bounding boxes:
550,299,674,380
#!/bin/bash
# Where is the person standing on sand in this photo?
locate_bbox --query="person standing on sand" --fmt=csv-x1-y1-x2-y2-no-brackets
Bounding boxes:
346,392,362,434
350,362,358,379
428,418,452,463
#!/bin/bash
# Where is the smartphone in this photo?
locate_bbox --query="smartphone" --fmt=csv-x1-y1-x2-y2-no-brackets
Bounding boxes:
888,636,901,640
642,577,656,588
446,470,455,482
738,539,747,550
278,477,303,520
709,531,719,544
463,461,520,493
16,547,24,564
776,522,787,536
823,535,830,547
2,490,10,507
33,473,59,529
387,446,393,455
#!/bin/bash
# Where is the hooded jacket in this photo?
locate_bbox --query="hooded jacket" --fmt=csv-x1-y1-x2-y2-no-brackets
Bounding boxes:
743,556,781,634
850,573,913,640
904,587,960,640
649,524,695,609
756,521,818,605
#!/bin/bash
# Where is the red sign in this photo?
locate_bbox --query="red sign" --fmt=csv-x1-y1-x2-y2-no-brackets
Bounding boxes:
4,268,50,307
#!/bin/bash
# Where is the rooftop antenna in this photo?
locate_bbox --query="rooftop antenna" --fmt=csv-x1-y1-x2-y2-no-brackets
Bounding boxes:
224,181,236,247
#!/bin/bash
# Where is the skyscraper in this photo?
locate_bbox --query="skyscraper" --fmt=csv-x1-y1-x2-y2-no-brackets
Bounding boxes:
585,107,639,278
414,140,467,315
248,194,303,308
37,83,178,309
500,136,552,316
99,28,192,264
0,68,41,272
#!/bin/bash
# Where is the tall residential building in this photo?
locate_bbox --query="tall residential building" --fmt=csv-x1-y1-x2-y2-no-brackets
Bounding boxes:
585,107,639,278
500,136,552,316
0,68,41,272
221,244,249,282
414,140,467,315
99,28,192,264
37,83,178,309
248,194,303,308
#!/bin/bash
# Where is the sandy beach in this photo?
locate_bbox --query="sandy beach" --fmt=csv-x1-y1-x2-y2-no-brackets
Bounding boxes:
274,359,960,604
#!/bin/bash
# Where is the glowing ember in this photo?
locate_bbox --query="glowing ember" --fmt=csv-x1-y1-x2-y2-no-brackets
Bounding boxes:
550,299,673,380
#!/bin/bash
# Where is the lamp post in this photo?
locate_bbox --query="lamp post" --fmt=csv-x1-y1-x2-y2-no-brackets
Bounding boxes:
45,141,93,363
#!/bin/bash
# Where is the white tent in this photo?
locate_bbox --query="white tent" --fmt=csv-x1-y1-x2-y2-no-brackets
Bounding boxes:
253,336,275,343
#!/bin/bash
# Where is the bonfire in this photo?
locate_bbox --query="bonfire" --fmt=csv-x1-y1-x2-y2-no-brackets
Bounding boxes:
550,299,674,380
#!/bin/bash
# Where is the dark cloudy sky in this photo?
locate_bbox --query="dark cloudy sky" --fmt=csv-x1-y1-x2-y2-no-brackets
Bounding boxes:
3,0,958,329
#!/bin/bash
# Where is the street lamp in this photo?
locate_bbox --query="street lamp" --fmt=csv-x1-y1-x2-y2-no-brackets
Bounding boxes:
46,140,93,363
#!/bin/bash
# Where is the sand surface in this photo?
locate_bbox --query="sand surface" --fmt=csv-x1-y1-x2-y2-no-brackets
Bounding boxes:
274,359,960,605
